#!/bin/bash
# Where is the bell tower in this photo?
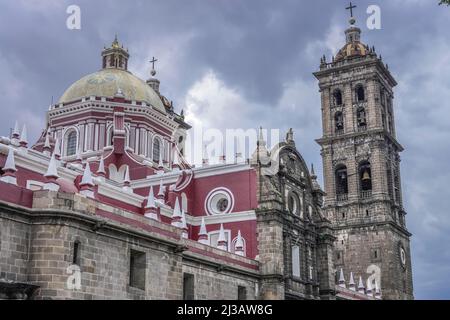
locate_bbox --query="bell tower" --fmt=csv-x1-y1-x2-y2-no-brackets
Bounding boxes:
313,10,413,300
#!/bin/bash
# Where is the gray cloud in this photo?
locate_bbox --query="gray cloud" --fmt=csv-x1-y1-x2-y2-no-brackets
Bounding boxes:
0,0,449,299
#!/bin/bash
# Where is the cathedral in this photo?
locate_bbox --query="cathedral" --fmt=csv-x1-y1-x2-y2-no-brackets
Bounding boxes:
0,14,413,300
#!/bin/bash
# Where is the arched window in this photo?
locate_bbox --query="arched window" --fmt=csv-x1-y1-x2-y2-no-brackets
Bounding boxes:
335,112,344,134
357,107,367,127
333,89,343,106
359,161,372,191
335,165,348,195
356,85,365,102
152,138,161,162
65,130,77,156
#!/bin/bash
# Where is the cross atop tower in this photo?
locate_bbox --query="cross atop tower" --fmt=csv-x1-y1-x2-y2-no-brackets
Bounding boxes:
150,57,158,76
346,2,357,18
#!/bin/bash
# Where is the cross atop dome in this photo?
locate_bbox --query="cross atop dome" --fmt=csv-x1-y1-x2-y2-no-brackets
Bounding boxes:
346,2,357,25
101,35,130,71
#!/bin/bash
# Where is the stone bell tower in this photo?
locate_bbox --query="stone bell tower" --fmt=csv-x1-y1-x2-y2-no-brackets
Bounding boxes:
313,9,413,300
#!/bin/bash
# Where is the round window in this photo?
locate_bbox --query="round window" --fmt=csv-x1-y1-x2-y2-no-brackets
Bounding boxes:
205,188,234,215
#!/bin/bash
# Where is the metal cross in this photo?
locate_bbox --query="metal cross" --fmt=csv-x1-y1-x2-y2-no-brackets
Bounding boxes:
150,57,158,70
346,2,357,18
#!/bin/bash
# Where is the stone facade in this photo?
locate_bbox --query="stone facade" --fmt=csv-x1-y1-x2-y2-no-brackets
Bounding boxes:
0,190,259,300
252,134,335,300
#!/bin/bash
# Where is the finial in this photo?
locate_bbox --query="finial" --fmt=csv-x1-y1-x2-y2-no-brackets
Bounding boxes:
358,276,365,294
311,163,316,176
146,186,156,209
45,152,59,179
19,124,28,148
258,127,266,146
198,217,209,245
171,197,182,227
234,230,245,256
80,162,94,187
3,147,17,172
180,210,188,238
12,121,20,138
54,138,61,160
112,34,120,48
346,2,357,25
349,272,356,291
150,57,158,77
79,163,95,198
43,152,60,191
286,128,294,144
217,224,227,251
338,268,346,288
0,147,18,185
43,133,51,155
172,147,181,170
157,179,165,201
97,156,106,175
144,186,159,221
123,165,130,185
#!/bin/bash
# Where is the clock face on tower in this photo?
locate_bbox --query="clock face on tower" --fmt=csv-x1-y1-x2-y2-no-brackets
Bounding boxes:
399,245,407,269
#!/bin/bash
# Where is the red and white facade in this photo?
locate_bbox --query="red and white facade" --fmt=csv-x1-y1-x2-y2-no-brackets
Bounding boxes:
0,37,259,260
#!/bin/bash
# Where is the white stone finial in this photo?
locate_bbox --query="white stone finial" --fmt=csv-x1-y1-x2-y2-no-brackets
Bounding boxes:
0,147,18,185
338,268,346,288
217,224,227,251
180,210,188,238
12,121,20,138
198,217,209,245
43,152,60,191
146,186,156,209
44,133,51,150
3,147,17,172
157,180,166,202
234,230,245,256
144,185,159,220
358,276,365,294
172,148,180,170
122,165,132,193
80,162,95,198
45,152,59,179
54,138,61,159
97,156,106,175
81,162,94,186
171,197,182,227
349,272,356,291
19,124,28,147
124,165,130,184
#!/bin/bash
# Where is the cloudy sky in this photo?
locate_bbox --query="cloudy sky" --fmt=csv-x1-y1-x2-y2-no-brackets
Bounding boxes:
0,0,449,299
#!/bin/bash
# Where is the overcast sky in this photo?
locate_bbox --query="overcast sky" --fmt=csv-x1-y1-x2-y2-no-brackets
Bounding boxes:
0,0,449,299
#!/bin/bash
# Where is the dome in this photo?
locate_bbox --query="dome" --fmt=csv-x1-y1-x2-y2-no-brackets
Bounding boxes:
335,25,369,62
58,68,166,113
335,41,368,61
